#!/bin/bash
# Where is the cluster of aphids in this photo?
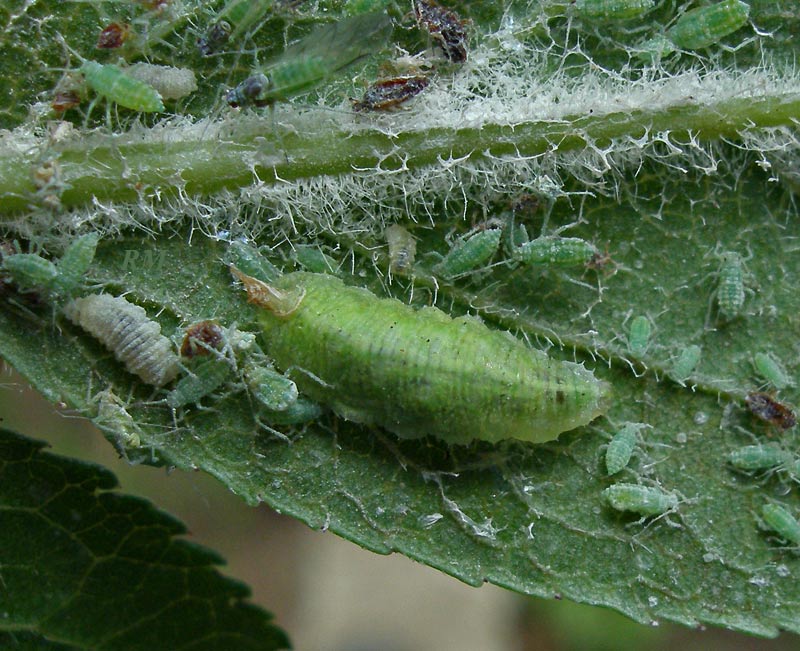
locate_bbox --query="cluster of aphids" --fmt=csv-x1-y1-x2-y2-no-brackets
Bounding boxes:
0,237,323,448
48,0,472,123
383,214,614,282
568,0,751,61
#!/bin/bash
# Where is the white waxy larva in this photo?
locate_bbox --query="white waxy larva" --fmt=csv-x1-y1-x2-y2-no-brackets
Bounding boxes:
605,422,649,475
753,352,794,390
575,0,655,21
761,503,800,546
125,63,197,100
627,315,652,358
603,483,678,517
384,224,417,276
667,0,750,51
668,344,702,386
433,228,503,279
64,294,179,386
80,60,165,112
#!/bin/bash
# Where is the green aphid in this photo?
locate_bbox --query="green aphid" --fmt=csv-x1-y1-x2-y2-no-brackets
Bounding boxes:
223,241,280,283
605,422,649,475
225,12,393,107
167,356,233,409
52,233,99,297
80,60,164,112
433,228,503,279
94,388,142,449
667,0,750,50
233,268,610,445
198,0,274,55
627,315,652,358
636,34,676,63
727,444,791,473
3,253,59,292
716,251,745,319
668,344,702,386
603,483,678,517
512,236,598,267
574,0,655,21
260,396,323,425
244,360,299,411
761,503,800,546
294,245,339,274
753,352,794,390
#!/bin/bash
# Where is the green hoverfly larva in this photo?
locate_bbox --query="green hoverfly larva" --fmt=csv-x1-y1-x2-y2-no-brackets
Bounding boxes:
225,12,393,108
666,0,750,51
64,293,179,387
232,267,611,445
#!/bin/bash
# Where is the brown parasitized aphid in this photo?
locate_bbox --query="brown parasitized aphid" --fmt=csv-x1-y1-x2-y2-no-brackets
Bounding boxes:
180,320,226,358
352,75,429,111
96,22,132,49
412,0,468,63
746,392,796,431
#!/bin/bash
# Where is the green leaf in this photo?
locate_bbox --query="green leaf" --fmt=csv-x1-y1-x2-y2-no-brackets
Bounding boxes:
1,0,800,640
0,429,290,651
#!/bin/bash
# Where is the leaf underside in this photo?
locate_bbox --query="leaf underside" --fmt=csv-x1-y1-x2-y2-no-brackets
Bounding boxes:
1,0,800,639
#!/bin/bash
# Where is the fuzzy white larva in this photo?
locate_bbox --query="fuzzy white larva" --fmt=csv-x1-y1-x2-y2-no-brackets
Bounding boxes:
64,294,179,386
125,63,198,100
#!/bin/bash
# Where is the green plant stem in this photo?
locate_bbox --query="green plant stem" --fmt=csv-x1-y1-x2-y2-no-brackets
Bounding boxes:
1,91,798,213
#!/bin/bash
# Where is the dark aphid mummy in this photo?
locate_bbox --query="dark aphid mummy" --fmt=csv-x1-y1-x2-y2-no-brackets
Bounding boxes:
52,89,82,112
413,0,468,63
746,392,796,431
64,293,179,386
180,320,226,358
352,75,429,111
233,268,610,445
96,22,133,49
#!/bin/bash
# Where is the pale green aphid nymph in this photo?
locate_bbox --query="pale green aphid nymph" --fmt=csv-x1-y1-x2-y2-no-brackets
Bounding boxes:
233,269,610,445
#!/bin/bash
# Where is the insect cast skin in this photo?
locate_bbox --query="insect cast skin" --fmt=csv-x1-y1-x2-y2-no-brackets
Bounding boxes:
237,270,611,444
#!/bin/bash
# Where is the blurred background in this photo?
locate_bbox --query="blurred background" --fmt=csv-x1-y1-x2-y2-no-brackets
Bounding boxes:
1,361,797,651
